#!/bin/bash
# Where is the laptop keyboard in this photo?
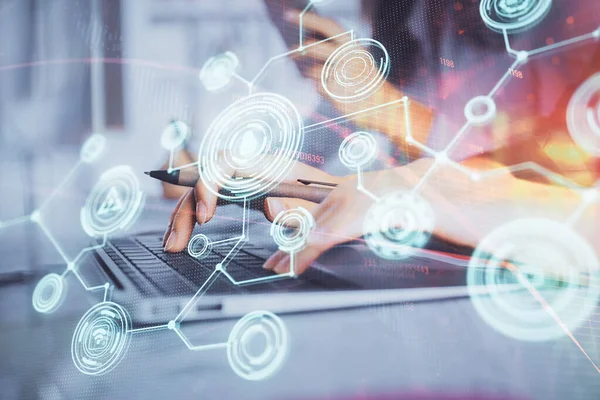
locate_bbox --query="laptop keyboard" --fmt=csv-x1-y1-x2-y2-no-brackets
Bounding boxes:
103,234,353,296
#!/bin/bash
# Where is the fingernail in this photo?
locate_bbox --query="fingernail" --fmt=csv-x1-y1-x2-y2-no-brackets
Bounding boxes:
164,231,177,252
196,201,207,224
264,255,276,270
273,256,290,274
266,198,284,219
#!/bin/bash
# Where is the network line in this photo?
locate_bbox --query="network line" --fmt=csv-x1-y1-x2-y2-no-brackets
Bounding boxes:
403,26,600,228
0,159,115,306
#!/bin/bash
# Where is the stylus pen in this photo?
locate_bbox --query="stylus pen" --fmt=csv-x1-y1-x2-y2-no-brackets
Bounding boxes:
145,168,336,206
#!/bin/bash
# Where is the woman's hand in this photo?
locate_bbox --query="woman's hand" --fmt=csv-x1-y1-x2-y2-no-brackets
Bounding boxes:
162,155,341,252
286,12,432,153
264,157,524,275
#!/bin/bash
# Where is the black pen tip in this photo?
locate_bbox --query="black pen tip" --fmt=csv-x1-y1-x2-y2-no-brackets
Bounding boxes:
144,171,151,176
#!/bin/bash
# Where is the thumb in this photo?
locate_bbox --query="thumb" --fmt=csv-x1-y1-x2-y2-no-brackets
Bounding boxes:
263,197,318,222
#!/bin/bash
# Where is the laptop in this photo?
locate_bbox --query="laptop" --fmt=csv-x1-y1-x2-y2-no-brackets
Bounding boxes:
83,204,496,325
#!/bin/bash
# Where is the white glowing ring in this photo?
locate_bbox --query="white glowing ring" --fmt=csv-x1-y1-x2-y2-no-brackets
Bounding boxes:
464,96,497,126
161,120,190,151
338,131,378,170
270,207,315,253
71,302,132,375
32,273,67,314
480,0,553,33
364,191,435,260
187,234,213,259
321,38,390,103
80,133,107,164
567,73,600,156
467,219,600,342
81,166,145,237
227,311,289,381
198,93,304,201
199,51,240,92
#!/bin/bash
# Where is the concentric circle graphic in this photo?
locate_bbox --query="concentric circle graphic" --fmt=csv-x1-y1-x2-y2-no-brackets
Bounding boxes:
81,166,145,237
464,96,497,126
338,131,378,170
71,302,132,375
364,191,435,260
187,234,213,259
199,51,240,92
480,0,553,33
80,133,107,164
270,207,315,253
227,311,289,381
32,273,67,314
161,120,189,150
321,38,390,103
467,219,600,342
567,73,600,156
198,93,304,201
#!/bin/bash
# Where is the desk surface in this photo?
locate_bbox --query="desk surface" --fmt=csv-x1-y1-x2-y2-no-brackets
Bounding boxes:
1,200,599,400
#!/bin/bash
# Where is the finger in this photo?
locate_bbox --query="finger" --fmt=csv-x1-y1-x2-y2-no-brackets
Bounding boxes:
163,191,191,246
286,11,348,41
194,178,219,225
164,189,197,252
267,200,348,275
263,250,287,271
263,197,318,222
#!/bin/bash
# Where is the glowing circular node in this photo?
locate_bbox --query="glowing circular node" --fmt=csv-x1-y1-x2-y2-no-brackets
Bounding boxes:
227,311,289,381
364,191,435,260
80,133,107,164
464,96,497,126
467,218,600,342
567,73,600,156
71,302,132,375
321,38,390,103
32,273,67,314
81,166,145,237
198,93,304,201
199,51,240,92
30,211,41,223
270,207,315,253
516,51,529,62
161,120,189,150
480,0,553,34
338,131,378,170
187,234,213,259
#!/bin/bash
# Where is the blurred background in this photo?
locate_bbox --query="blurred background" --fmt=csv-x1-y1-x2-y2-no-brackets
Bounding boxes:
0,0,362,198
0,0,365,271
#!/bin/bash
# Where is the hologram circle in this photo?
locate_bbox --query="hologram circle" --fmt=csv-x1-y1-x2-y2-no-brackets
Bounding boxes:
270,207,315,253
80,133,107,164
567,73,600,156
480,0,553,33
227,311,289,381
199,51,240,92
161,120,190,150
464,96,497,126
81,166,145,237
71,302,132,375
198,93,304,201
32,273,67,314
338,131,378,170
321,38,390,103
364,191,435,260
187,234,213,259
467,218,600,341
